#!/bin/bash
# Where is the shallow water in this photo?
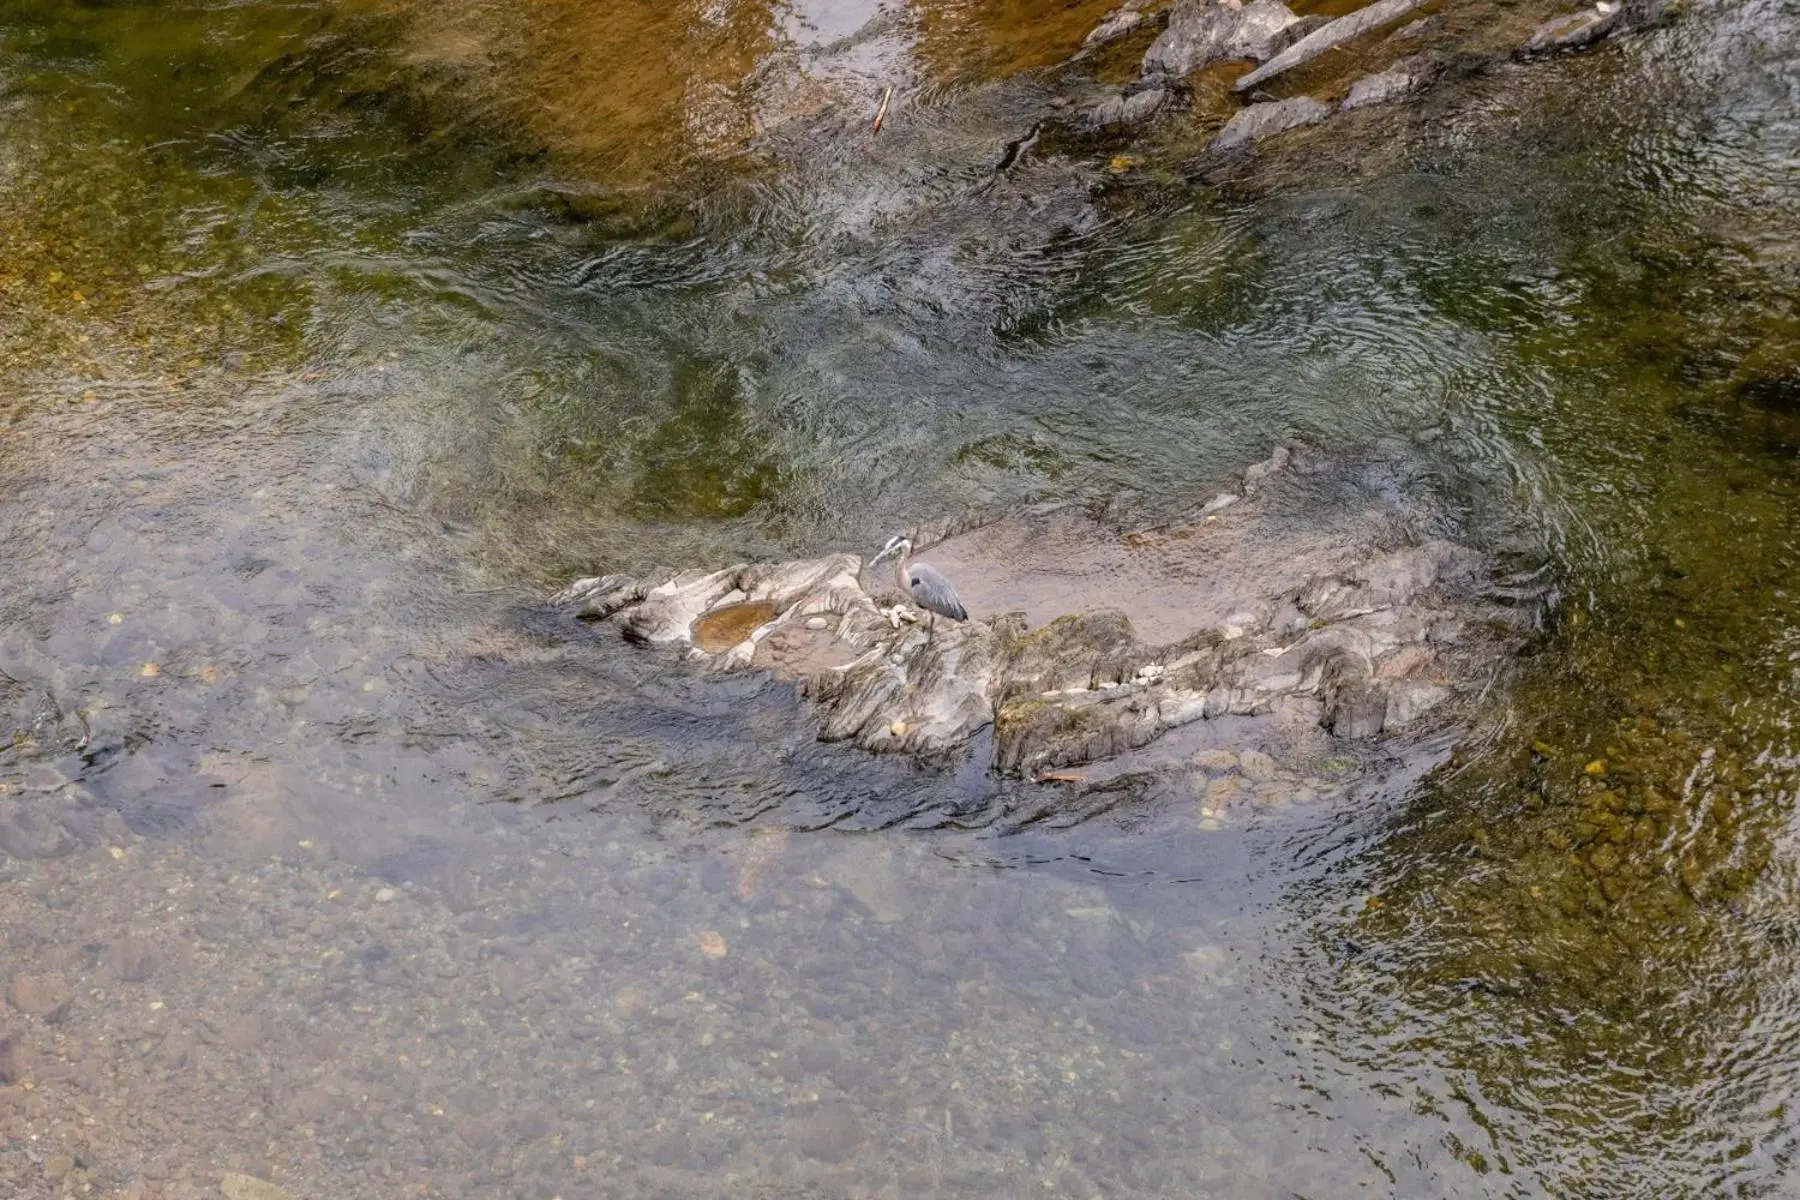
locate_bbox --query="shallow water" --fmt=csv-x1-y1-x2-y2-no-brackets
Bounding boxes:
0,0,1797,1196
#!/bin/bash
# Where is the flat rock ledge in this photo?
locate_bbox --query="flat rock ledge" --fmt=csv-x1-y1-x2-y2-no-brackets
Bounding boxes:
554,449,1535,779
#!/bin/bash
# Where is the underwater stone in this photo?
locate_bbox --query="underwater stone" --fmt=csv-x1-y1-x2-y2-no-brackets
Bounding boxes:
1085,5,1147,48
1341,57,1431,110
1519,3,1624,55
1088,87,1171,129
1210,97,1331,151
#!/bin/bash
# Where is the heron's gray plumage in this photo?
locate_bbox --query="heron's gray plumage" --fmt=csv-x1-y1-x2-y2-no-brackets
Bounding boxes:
868,535,970,627
905,562,968,621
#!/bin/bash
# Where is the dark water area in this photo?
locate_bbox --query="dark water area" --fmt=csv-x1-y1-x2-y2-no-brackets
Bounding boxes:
0,0,1797,1196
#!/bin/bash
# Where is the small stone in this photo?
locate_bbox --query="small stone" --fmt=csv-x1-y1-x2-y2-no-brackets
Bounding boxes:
1374,644,1434,679
1200,492,1240,515
694,931,727,958
1239,750,1277,780
793,1107,864,1163
0,1032,31,1083
220,1174,299,1200
0,807,68,860
1204,776,1243,806
374,887,397,903
804,616,829,630
1327,683,1387,739
489,960,527,1001
1241,444,1290,493
44,1155,73,1182
6,975,71,1019
1384,14,1438,42
289,1085,335,1123
1384,681,1448,727
1192,749,1239,772
108,935,161,983
221,1014,266,1052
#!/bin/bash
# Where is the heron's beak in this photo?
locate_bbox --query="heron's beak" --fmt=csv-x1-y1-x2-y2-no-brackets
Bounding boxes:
867,546,895,567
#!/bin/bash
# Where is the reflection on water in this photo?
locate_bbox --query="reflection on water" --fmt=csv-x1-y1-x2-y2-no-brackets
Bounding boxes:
1,0,1798,1194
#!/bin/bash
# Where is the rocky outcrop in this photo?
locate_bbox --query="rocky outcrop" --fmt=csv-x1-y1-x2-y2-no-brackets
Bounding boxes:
1210,96,1330,150
1142,0,1303,79
554,448,1537,779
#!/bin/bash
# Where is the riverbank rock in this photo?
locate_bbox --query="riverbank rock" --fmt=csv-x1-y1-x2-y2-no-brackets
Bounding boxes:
1143,0,1303,79
1210,97,1331,150
555,447,1538,779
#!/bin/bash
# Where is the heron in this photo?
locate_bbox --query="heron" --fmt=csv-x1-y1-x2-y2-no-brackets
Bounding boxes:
868,535,968,634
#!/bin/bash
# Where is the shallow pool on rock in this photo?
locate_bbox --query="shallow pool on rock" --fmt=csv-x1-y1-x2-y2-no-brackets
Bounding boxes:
0,0,1796,1195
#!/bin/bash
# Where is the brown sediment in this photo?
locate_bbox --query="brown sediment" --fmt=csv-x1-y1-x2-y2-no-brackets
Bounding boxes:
690,600,780,653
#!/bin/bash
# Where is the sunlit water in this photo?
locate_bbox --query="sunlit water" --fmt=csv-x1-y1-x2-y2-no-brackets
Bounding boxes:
0,0,1796,1195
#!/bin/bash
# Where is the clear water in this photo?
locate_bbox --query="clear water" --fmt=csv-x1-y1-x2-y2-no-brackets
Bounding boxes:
0,0,1795,1195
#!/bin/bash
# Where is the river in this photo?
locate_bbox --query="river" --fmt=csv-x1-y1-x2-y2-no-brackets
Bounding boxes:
0,0,1796,1195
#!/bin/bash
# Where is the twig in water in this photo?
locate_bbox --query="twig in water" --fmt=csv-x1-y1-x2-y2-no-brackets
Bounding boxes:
873,85,893,134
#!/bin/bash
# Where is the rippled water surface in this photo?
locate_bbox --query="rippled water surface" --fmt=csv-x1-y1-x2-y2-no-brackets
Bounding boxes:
1,0,1797,1195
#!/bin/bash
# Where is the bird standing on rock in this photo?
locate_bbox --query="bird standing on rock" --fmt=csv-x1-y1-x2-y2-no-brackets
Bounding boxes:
868,535,968,635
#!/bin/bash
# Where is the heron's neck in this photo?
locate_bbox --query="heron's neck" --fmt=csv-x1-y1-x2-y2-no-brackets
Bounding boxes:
894,543,910,593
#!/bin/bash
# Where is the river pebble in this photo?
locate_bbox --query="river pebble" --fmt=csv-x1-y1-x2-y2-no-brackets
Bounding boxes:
0,1032,31,1083
1239,750,1278,780
220,1173,299,1200
793,1107,865,1163
6,974,71,1019
107,934,161,982
1192,748,1241,772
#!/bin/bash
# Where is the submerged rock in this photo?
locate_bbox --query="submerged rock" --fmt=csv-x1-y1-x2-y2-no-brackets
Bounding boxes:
1235,0,1427,93
1518,3,1624,55
1088,86,1172,129
1210,96,1331,150
1143,0,1302,79
1341,57,1431,110
555,447,1535,779
1085,5,1149,49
